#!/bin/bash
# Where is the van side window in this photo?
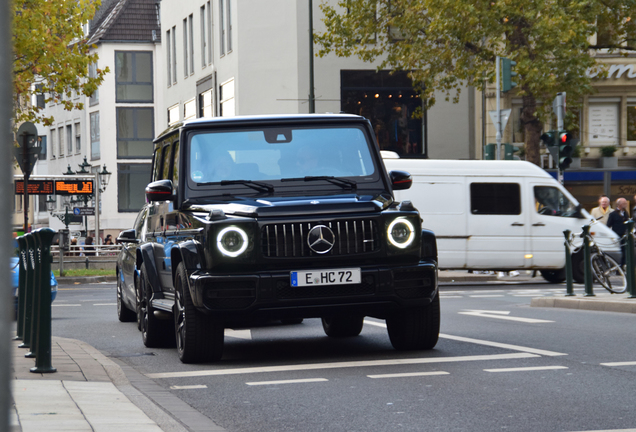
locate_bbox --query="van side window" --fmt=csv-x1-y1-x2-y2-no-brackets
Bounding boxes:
534,186,578,217
470,183,521,215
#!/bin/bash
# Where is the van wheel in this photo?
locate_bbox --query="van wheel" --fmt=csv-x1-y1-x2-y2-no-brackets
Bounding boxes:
174,263,224,363
321,315,364,337
540,269,566,284
387,293,440,351
139,263,173,348
572,251,585,283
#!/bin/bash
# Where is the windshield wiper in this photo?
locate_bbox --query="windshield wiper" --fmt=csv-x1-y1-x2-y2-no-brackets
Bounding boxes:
280,176,357,190
212,179,275,193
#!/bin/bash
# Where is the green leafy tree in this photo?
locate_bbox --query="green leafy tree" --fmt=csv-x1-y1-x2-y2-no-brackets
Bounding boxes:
316,0,636,165
13,0,109,127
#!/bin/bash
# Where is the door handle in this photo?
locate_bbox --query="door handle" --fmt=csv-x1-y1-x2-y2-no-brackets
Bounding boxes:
511,222,524,226
532,222,546,227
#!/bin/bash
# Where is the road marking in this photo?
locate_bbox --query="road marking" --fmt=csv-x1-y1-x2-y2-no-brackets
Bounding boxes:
146,353,538,379
225,329,252,340
458,310,554,323
439,334,567,357
469,295,504,298
513,294,546,297
439,295,463,298
362,319,566,356
368,371,449,379
170,385,208,390
600,361,636,367
484,366,568,373
93,303,116,306
246,378,328,386
52,304,82,307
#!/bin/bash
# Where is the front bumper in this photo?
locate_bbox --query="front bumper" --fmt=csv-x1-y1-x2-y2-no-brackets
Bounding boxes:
189,261,438,322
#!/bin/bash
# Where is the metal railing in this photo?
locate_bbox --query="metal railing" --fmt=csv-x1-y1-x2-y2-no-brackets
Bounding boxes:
50,244,121,275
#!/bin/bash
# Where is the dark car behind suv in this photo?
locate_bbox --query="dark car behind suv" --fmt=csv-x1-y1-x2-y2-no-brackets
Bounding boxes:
116,114,439,363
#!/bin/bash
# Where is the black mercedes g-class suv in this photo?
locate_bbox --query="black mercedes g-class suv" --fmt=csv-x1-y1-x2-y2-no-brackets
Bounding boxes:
116,114,439,363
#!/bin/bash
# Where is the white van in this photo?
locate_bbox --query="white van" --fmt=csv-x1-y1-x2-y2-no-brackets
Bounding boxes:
382,154,621,283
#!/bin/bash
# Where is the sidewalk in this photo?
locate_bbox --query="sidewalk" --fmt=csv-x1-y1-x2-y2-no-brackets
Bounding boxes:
10,336,223,432
531,292,636,314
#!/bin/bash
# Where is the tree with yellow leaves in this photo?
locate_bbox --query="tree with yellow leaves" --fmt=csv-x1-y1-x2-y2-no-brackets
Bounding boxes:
13,0,109,127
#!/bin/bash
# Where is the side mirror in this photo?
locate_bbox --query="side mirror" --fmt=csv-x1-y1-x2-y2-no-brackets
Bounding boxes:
117,229,139,243
574,203,585,219
146,179,173,202
389,170,412,191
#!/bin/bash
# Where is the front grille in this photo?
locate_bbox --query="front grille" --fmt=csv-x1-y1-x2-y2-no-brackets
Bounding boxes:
275,275,376,299
261,219,380,258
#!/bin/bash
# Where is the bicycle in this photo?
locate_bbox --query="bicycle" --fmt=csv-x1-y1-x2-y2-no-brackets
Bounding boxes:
589,240,627,294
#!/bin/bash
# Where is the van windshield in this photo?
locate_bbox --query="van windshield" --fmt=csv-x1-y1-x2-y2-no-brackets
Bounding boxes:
187,125,377,186
534,186,579,217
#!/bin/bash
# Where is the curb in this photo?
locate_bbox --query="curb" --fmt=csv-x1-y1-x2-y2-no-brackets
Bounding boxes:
531,296,636,314
57,275,117,285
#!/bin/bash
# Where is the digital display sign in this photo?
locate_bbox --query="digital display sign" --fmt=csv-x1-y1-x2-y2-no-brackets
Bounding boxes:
15,180,55,195
55,180,94,195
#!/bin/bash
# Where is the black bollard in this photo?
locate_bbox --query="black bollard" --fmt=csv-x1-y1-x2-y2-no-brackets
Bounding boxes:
582,225,595,297
24,234,38,357
563,230,574,296
30,228,57,374
16,236,29,344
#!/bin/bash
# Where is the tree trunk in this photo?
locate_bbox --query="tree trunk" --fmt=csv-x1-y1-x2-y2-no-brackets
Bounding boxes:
520,93,543,166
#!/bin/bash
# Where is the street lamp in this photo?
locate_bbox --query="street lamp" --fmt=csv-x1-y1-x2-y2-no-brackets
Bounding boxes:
47,195,71,229
98,165,112,192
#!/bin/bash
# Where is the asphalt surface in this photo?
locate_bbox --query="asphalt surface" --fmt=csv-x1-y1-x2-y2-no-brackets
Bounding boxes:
45,280,636,432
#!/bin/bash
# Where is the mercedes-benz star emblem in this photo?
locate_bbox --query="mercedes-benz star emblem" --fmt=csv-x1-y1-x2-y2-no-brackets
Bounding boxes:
307,225,335,254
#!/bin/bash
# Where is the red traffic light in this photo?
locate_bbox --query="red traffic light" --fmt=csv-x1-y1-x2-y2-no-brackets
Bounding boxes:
560,132,570,143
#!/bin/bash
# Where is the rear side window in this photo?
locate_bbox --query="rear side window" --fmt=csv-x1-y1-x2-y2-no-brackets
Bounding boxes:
470,183,521,215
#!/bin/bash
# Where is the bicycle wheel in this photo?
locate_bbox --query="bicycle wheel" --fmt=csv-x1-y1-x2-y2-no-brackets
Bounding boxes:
591,253,627,294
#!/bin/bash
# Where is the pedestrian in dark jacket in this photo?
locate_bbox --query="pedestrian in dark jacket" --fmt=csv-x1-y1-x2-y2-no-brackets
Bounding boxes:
607,198,630,265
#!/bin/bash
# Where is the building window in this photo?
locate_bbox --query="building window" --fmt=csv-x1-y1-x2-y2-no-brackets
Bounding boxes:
189,14,194,74
66,124,73,154
220,78,235,117
90,111,100,160
115,51,153,102
200,6,206,67
220,0,225,55
227,0,232,52
168,104,179,126
184,99,196,120
172,26,177,84
38,135,47,160
75,122,81,153
628,103,636,143
89,63,99,105
166,29,172,86
117,107,154,158
207,1,213,64
50,129,56,159
199,89,213,117
470,183,521,215
183,18,188,77
118,163,152,212
58,127,64,157
588,103,619,146
35,84,45,109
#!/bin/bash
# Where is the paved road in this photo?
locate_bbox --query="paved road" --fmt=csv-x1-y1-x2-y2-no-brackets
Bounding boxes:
50,282,636,432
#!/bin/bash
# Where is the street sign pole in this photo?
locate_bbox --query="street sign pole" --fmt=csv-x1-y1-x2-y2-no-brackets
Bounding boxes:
495,56,502,160
16,122,39,233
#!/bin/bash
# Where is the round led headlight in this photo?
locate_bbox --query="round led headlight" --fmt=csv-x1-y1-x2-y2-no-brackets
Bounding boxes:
387,218,415,249
217,227,249,257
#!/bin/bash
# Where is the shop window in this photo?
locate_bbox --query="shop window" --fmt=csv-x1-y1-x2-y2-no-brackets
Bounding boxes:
470,183,521,215
588,103,619,146
341,70,423,156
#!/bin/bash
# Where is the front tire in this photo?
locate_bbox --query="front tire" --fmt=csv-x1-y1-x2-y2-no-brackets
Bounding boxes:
117,273,136,323
591,253,627,294
174,263,224,363
387,293,440,351
139,263,172,347
540,268,566,284
321,315,364,338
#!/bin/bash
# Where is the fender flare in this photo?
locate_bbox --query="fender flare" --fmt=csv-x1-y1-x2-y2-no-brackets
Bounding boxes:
137,243,164,297
171,240,204,305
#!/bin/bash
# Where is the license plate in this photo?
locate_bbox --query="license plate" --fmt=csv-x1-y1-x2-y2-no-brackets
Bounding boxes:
290,268,361,287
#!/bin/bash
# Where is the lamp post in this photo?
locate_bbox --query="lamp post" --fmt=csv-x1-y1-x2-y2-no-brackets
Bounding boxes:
46,195,71,229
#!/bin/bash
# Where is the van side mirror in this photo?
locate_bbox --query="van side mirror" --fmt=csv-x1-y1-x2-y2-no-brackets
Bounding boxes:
146,179,174,202
574,203,585,219
389,170,412,190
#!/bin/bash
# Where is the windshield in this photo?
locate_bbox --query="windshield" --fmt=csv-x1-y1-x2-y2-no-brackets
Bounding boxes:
187,125,377,186
534,186,579,217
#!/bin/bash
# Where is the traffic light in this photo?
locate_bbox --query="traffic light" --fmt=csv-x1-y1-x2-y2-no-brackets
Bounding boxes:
501,57,517,93
557,131,578,170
